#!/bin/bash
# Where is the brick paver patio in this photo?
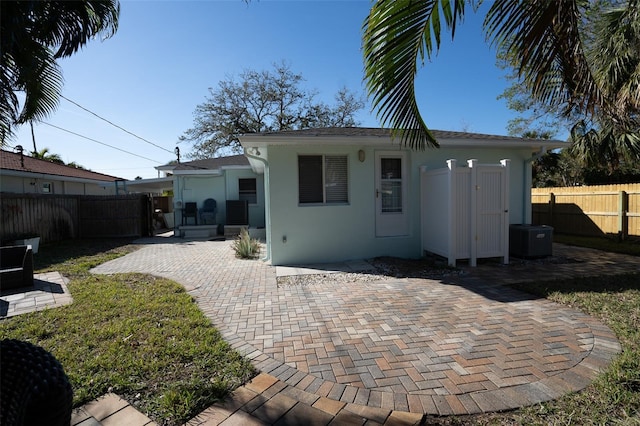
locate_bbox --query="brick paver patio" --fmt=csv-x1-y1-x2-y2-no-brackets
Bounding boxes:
86,239,633,424
0,271,72,318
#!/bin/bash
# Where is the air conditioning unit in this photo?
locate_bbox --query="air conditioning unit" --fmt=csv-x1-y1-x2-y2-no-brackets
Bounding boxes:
226,200,249,225
509,224,553,258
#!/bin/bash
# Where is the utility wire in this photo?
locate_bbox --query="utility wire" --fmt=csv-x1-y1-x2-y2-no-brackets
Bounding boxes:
60,94,174,154
42,122,162,163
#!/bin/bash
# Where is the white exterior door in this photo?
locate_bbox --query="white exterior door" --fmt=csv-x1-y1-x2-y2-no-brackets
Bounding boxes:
375,151,409,237
475,166,508,257
468,159,510,265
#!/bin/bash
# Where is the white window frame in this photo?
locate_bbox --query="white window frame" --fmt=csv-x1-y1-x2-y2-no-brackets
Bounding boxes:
298,155,348,205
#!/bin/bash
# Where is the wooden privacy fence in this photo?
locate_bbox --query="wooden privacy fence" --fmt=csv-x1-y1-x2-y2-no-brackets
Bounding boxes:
1,193,151,244
532,183,640,239
1,194,77,243
78,195,150,238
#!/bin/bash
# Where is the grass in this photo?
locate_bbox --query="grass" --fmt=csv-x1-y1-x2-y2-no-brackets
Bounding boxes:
554,233,640,257
0,239,255,426
2,237,638,425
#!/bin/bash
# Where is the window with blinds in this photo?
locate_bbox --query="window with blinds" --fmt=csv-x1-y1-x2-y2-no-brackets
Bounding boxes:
298,155,348,204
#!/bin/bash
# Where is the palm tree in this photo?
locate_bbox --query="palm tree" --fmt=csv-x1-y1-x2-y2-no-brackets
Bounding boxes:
31,147,64,165
0,1,120,144
362,0,640,150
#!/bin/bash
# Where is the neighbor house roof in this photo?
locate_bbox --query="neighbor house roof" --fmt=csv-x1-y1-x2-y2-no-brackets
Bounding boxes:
240,127,567,149
0,149,121,182
171,154,250,171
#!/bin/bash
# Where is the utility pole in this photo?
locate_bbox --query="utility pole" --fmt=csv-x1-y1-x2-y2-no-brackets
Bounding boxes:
30,121,37,153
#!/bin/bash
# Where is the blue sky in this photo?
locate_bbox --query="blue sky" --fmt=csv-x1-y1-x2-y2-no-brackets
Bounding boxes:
12,0,522,180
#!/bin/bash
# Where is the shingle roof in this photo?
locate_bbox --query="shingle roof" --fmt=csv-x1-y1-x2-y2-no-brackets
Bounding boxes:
172,154,249,170
0,149,121,182
247,127,560,143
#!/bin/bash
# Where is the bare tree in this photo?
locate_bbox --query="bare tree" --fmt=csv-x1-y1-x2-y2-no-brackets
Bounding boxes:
180,62,364,159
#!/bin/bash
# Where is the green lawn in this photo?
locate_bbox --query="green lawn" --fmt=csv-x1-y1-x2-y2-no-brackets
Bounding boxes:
554,233,640,257
1,238,638,425
0,239,255,426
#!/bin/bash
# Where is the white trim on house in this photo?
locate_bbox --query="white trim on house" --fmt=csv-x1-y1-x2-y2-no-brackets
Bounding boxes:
170,165,252,176
171,169,224,176
241,133,566,150
101,176,174,193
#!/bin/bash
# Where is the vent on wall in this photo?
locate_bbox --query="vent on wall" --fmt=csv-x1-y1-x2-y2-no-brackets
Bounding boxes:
226,200,249,225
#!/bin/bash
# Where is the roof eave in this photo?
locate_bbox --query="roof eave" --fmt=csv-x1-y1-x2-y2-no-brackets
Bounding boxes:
0,169,119,184
240,134,567,151
172,169,224,176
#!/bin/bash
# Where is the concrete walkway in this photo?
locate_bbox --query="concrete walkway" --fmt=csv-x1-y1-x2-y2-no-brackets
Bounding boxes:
0,271,72,318
82,239,636,424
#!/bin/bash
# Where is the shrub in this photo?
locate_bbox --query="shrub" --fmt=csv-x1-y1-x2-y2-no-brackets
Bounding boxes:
232,228,260,259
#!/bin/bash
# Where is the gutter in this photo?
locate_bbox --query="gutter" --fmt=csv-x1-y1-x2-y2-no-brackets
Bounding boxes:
243,149,271,263
523,147,547,224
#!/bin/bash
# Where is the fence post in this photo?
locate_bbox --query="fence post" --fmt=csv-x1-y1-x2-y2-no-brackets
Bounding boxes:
549,192,555,228
618,191,628,241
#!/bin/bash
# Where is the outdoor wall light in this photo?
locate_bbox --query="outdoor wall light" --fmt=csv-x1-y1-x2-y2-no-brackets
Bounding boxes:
358,149,365,162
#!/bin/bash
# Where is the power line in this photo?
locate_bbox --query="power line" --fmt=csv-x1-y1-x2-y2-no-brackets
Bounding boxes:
60,94,174,154
42,122,162,163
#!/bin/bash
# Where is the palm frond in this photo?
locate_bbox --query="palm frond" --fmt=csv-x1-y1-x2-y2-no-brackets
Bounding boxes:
570,118,640,173
0,0,119,141
363,0,467,150
588,1,640,121
35,1,120,58
485,0,605,120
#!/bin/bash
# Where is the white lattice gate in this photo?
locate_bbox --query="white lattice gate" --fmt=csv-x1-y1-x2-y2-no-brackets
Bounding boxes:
420,159,510,267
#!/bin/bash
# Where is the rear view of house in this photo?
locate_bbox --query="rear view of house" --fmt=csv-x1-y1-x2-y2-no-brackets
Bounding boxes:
240,127,565,266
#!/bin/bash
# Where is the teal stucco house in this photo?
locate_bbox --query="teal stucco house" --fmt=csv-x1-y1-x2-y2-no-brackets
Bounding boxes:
167,155,266,238
240,127,564,267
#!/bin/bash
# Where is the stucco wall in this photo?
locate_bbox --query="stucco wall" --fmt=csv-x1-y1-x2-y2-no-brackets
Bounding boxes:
0,174,116,195
225,169,266,227
173,169,265,227
265,144,533,266
0,175,30,193
174,174,226,225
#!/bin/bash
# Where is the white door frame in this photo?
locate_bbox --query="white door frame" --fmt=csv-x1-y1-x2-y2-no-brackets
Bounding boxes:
468,159,510,266
375,151,409,237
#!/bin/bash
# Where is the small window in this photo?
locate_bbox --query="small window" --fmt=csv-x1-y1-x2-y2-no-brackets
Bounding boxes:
42,182,52,193
298,155,348,204
238,178,257,204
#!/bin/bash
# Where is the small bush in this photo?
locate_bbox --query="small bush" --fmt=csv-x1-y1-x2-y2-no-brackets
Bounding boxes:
232,229,260,259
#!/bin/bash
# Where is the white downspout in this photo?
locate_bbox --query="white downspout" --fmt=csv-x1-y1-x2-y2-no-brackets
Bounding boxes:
523,147,547,224
174,175,182,236
244,149,271,262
